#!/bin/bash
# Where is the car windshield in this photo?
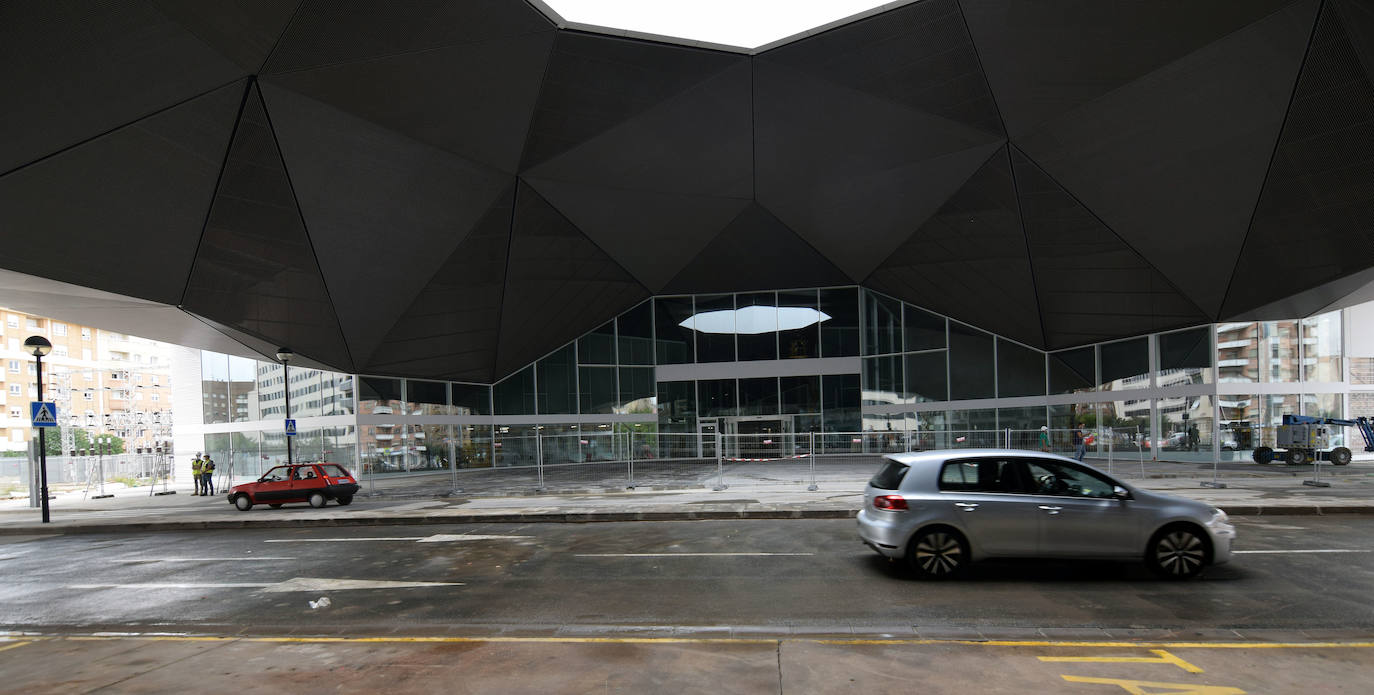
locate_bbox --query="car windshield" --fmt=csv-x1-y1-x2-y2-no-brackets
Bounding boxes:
869,460,909,490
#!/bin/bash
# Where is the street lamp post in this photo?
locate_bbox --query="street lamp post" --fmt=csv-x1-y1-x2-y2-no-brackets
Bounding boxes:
24,336,52,523
277,348,293,467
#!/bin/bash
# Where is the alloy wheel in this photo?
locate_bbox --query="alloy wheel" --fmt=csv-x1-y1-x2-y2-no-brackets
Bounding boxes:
914,531,964,576
1155,530,1205,577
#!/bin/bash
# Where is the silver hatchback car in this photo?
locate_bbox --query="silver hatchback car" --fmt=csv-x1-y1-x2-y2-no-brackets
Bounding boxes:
857,450,1235,579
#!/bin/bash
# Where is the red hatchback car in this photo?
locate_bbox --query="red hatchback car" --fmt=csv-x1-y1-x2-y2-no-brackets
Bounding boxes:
227,463,360,511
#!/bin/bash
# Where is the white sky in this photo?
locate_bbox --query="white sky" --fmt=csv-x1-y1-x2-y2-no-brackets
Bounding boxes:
543,0,896,49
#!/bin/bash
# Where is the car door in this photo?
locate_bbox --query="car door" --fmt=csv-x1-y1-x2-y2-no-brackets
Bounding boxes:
1023,459,1139,558
937,458,1039,558
254,466,294,502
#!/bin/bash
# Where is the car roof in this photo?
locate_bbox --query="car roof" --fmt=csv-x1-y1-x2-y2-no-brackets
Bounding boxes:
883,448,1087,470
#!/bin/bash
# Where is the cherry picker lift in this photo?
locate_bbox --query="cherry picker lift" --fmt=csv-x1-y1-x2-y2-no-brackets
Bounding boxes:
1252,414,1374,466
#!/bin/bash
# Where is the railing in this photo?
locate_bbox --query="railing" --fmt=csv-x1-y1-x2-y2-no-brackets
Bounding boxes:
348,427,1148,496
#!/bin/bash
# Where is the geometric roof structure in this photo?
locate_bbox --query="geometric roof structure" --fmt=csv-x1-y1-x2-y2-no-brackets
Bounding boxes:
3,0,1374,382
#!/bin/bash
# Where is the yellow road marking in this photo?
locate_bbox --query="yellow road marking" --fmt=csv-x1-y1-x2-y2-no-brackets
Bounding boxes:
1061,675,1244,694
0,641,30,653
1039,649,1204,673
38,635,1374,648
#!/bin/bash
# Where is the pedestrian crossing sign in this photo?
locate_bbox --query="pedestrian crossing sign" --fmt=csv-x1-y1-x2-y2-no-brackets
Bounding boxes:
30,401,57,427
285,418,297,436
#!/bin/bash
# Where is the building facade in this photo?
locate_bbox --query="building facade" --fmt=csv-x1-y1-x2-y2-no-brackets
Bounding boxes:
177,288,1374,487
0,308,173,455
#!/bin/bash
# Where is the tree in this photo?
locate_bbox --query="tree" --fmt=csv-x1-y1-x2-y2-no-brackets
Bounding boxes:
44,428,124,456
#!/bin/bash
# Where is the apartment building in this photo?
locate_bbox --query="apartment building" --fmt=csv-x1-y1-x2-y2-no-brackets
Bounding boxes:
0,308,173,454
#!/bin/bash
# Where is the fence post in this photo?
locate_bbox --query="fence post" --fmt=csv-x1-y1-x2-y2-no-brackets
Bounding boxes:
627,431,635,490
807,430,818,491
713,429,726,491
534,429,546,493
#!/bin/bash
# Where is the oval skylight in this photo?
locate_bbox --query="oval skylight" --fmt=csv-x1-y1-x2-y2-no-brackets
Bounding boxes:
533,0,908,52
682,306,831,335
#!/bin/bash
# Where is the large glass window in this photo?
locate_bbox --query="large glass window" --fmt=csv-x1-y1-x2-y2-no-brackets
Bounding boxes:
1048,347,1095,394
1302,312,1342,382
655,297,695,365
536,344,577,415
905,350,947,402
738,377,779,416
778,289,820,359
452,383,490,415
819,287,860,357
359,377,402,415
1216,322,1258,383
694,294,736,363
1158,394,1213,460
579,320,616,365
1099,337,1149,390
1218,394,1260,461
1304,393,1343,419
1158,327,1212,386
579,367,617,414
201,352,229,425
618,367,655,414
657,381,696,433
904,305,945,352
949,323,994,400
457,424,492,468
405,379,449,418
618,301,654,365
863,355,903,405
1261,320,1299,382
493,366,535,416
780,375,820,414
822,374,860,432
997,339,1045,398
737,292,778,362
698,379,737,417
227,355,257,422
863,291,902,356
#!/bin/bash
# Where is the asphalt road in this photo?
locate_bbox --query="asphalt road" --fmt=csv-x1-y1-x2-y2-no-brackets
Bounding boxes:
2,517,1373,636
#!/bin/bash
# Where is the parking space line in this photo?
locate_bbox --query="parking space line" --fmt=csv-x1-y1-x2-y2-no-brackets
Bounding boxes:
575,553,815,557
1060,675,1243,694
1039,649,1203,673
0,641,30,653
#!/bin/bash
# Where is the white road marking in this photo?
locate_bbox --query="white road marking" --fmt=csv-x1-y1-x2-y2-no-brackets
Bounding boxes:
117,557,297,562
1234,549,1372,554
71,577,463,592
265,534,527,543
575,552,815,557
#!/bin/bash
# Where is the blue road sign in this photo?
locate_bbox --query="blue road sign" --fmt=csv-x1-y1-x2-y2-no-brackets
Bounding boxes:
30,401,57,427
285,418,297,436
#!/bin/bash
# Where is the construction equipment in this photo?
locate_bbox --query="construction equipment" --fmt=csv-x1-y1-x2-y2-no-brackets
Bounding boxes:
1252,415,1374,465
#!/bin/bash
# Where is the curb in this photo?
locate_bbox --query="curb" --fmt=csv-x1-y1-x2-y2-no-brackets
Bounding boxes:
1,505,1372,536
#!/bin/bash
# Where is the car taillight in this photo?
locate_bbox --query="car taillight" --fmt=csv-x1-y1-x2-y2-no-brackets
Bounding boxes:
873,495,908,511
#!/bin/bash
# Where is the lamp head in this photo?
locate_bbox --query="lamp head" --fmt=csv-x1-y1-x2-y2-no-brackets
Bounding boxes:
275,347,294,364
23,336,52,357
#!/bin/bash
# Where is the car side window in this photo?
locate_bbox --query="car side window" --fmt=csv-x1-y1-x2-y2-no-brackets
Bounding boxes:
263,466,288,481
1024,460,1116,498
939,459,1031,494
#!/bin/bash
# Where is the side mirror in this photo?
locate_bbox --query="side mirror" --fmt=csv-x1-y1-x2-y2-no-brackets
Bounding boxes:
1112,485,1132,500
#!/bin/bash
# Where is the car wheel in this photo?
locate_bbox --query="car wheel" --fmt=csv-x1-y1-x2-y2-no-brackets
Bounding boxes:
335,495,353,506
1331,447,1352,466
1147,525,1209,579
1286,448,1306,466
907,526,969,579
233,495,253,512
269,504,282,509
1252,447,1274,464
308,492,327,508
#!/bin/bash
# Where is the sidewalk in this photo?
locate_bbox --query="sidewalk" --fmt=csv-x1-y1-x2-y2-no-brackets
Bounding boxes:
0,463,1371,535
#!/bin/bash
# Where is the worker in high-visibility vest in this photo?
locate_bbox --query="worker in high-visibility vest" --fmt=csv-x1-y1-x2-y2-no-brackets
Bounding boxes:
191,454,203,495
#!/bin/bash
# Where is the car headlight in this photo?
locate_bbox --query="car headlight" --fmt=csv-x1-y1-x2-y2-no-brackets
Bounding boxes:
1208,507,1230,525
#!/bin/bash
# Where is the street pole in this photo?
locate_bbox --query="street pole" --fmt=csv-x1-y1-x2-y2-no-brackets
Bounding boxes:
277,348,293,467
25,336,52,524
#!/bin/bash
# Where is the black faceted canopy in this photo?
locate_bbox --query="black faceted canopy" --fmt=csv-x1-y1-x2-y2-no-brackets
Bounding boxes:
4,0,1373,382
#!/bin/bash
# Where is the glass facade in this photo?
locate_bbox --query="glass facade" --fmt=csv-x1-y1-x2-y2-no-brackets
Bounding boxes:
194,288,1356,474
